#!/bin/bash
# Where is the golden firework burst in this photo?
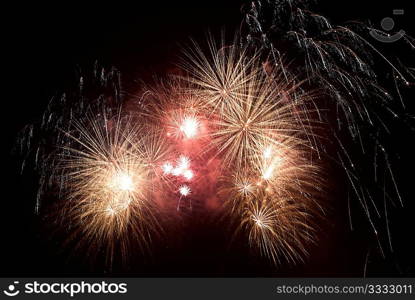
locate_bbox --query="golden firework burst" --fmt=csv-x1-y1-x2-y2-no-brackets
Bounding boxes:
58,111,162,261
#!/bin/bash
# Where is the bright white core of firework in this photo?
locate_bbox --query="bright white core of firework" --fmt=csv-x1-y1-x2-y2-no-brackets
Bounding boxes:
182,169,194,180
180,117,199,138
162,155,194,181
262,165,275,180
177,155,190,170
263,146,273,159
179,185,191,196
253,215,265,228
162,162,174,175
111,172,134,191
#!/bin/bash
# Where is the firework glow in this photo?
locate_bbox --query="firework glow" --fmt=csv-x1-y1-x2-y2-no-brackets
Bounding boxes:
17,0,414,270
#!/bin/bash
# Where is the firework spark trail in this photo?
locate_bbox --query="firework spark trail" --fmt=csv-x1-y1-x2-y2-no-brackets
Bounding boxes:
17,63,123,210
243,0,414,260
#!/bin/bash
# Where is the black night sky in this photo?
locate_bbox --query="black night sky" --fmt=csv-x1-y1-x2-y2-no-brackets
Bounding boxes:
2,0,415,277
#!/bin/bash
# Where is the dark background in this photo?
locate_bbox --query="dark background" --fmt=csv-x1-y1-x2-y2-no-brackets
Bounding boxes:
2,0,415,276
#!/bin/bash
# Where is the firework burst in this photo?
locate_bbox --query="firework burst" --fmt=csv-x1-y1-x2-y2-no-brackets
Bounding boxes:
242,198,315,264
17,1,413,271
183,39,320,168
182,39,324,264
56,111,162,262
18,38,326,266
181,36,261,115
